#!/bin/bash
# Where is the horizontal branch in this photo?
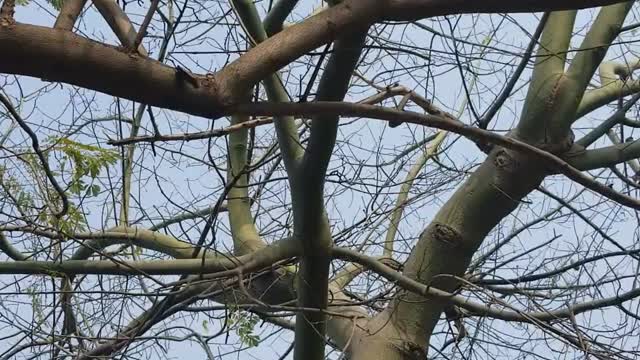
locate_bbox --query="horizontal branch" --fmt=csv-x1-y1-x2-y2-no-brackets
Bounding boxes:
474,248,640,286
1,1,629,125
384,0,631,21
0,237,297,276
0,23,227,117
566,139,640,171
0,1,381,114
333,247,640,323
108,118,275,145
111,101,640,209
222,101,640,210
2,242,638,323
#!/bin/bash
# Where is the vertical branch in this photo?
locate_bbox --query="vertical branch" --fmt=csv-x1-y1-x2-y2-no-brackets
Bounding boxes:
566,2,633,111
119,105,146,225
231,0,305,174
116,9,178,224
227,110,265,255
383,131,447,257
517,10,576,142
292,29,368,360
479,12,549,129
54,0,87,30
263,0,299,36
0,0,15,23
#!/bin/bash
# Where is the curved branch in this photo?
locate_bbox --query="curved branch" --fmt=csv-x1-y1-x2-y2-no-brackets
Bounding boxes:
384,0,631,21
578,60,640,118
0,232,27,261
333,247,640,323
145,204,228,231
263,0,299,36
227,101,640,210
227,112,265,255
0,238,296,276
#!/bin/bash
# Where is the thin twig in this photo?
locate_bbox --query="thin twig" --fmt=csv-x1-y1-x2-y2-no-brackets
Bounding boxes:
0,93,69,217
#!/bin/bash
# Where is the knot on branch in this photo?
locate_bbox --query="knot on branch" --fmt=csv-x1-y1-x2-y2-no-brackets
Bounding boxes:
494,149,518,172
395,341,427,360
431,223,463,248
538,129,576,155
0,1,15,26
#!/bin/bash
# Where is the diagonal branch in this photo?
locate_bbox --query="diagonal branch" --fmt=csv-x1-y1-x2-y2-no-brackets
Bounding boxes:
132,0,160,51
226,101,640,210
92,0,148,54
54,0,87,30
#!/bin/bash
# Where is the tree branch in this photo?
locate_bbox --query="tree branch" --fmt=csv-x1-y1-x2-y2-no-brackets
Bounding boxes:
263,0,299,36
226,101,640,210
54,0,87,30
92,0,147,54
292,28,368,360
333,247,640,323
227,111,265,255
384,0,631,21
0,239,296,275
132,0,160,51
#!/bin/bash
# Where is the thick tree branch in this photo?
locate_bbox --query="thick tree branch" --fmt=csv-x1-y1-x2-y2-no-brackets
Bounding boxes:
224,101,640,210
54,0,87,30
516,10,577,144
384,0,631,21
292,29,368,360
0,232,27,261
1,1,625,125
333,247,640,323
227,112,265,255
578,60,640,118
263,0,299,36
565,1,634,125
566,138,640,170
0,0,14,22
231,0,305,174
0,239,296,275
567,2,633,91
0,23,229,117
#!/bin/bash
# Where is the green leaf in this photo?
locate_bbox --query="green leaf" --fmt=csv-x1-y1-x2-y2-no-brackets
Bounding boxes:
47,0,63,10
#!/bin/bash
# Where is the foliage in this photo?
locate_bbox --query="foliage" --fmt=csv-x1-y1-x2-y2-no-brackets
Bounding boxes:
47,136,118,197
227,310,261,348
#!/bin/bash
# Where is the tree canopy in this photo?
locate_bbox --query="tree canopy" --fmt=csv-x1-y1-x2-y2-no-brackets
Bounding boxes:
2,0,640,359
